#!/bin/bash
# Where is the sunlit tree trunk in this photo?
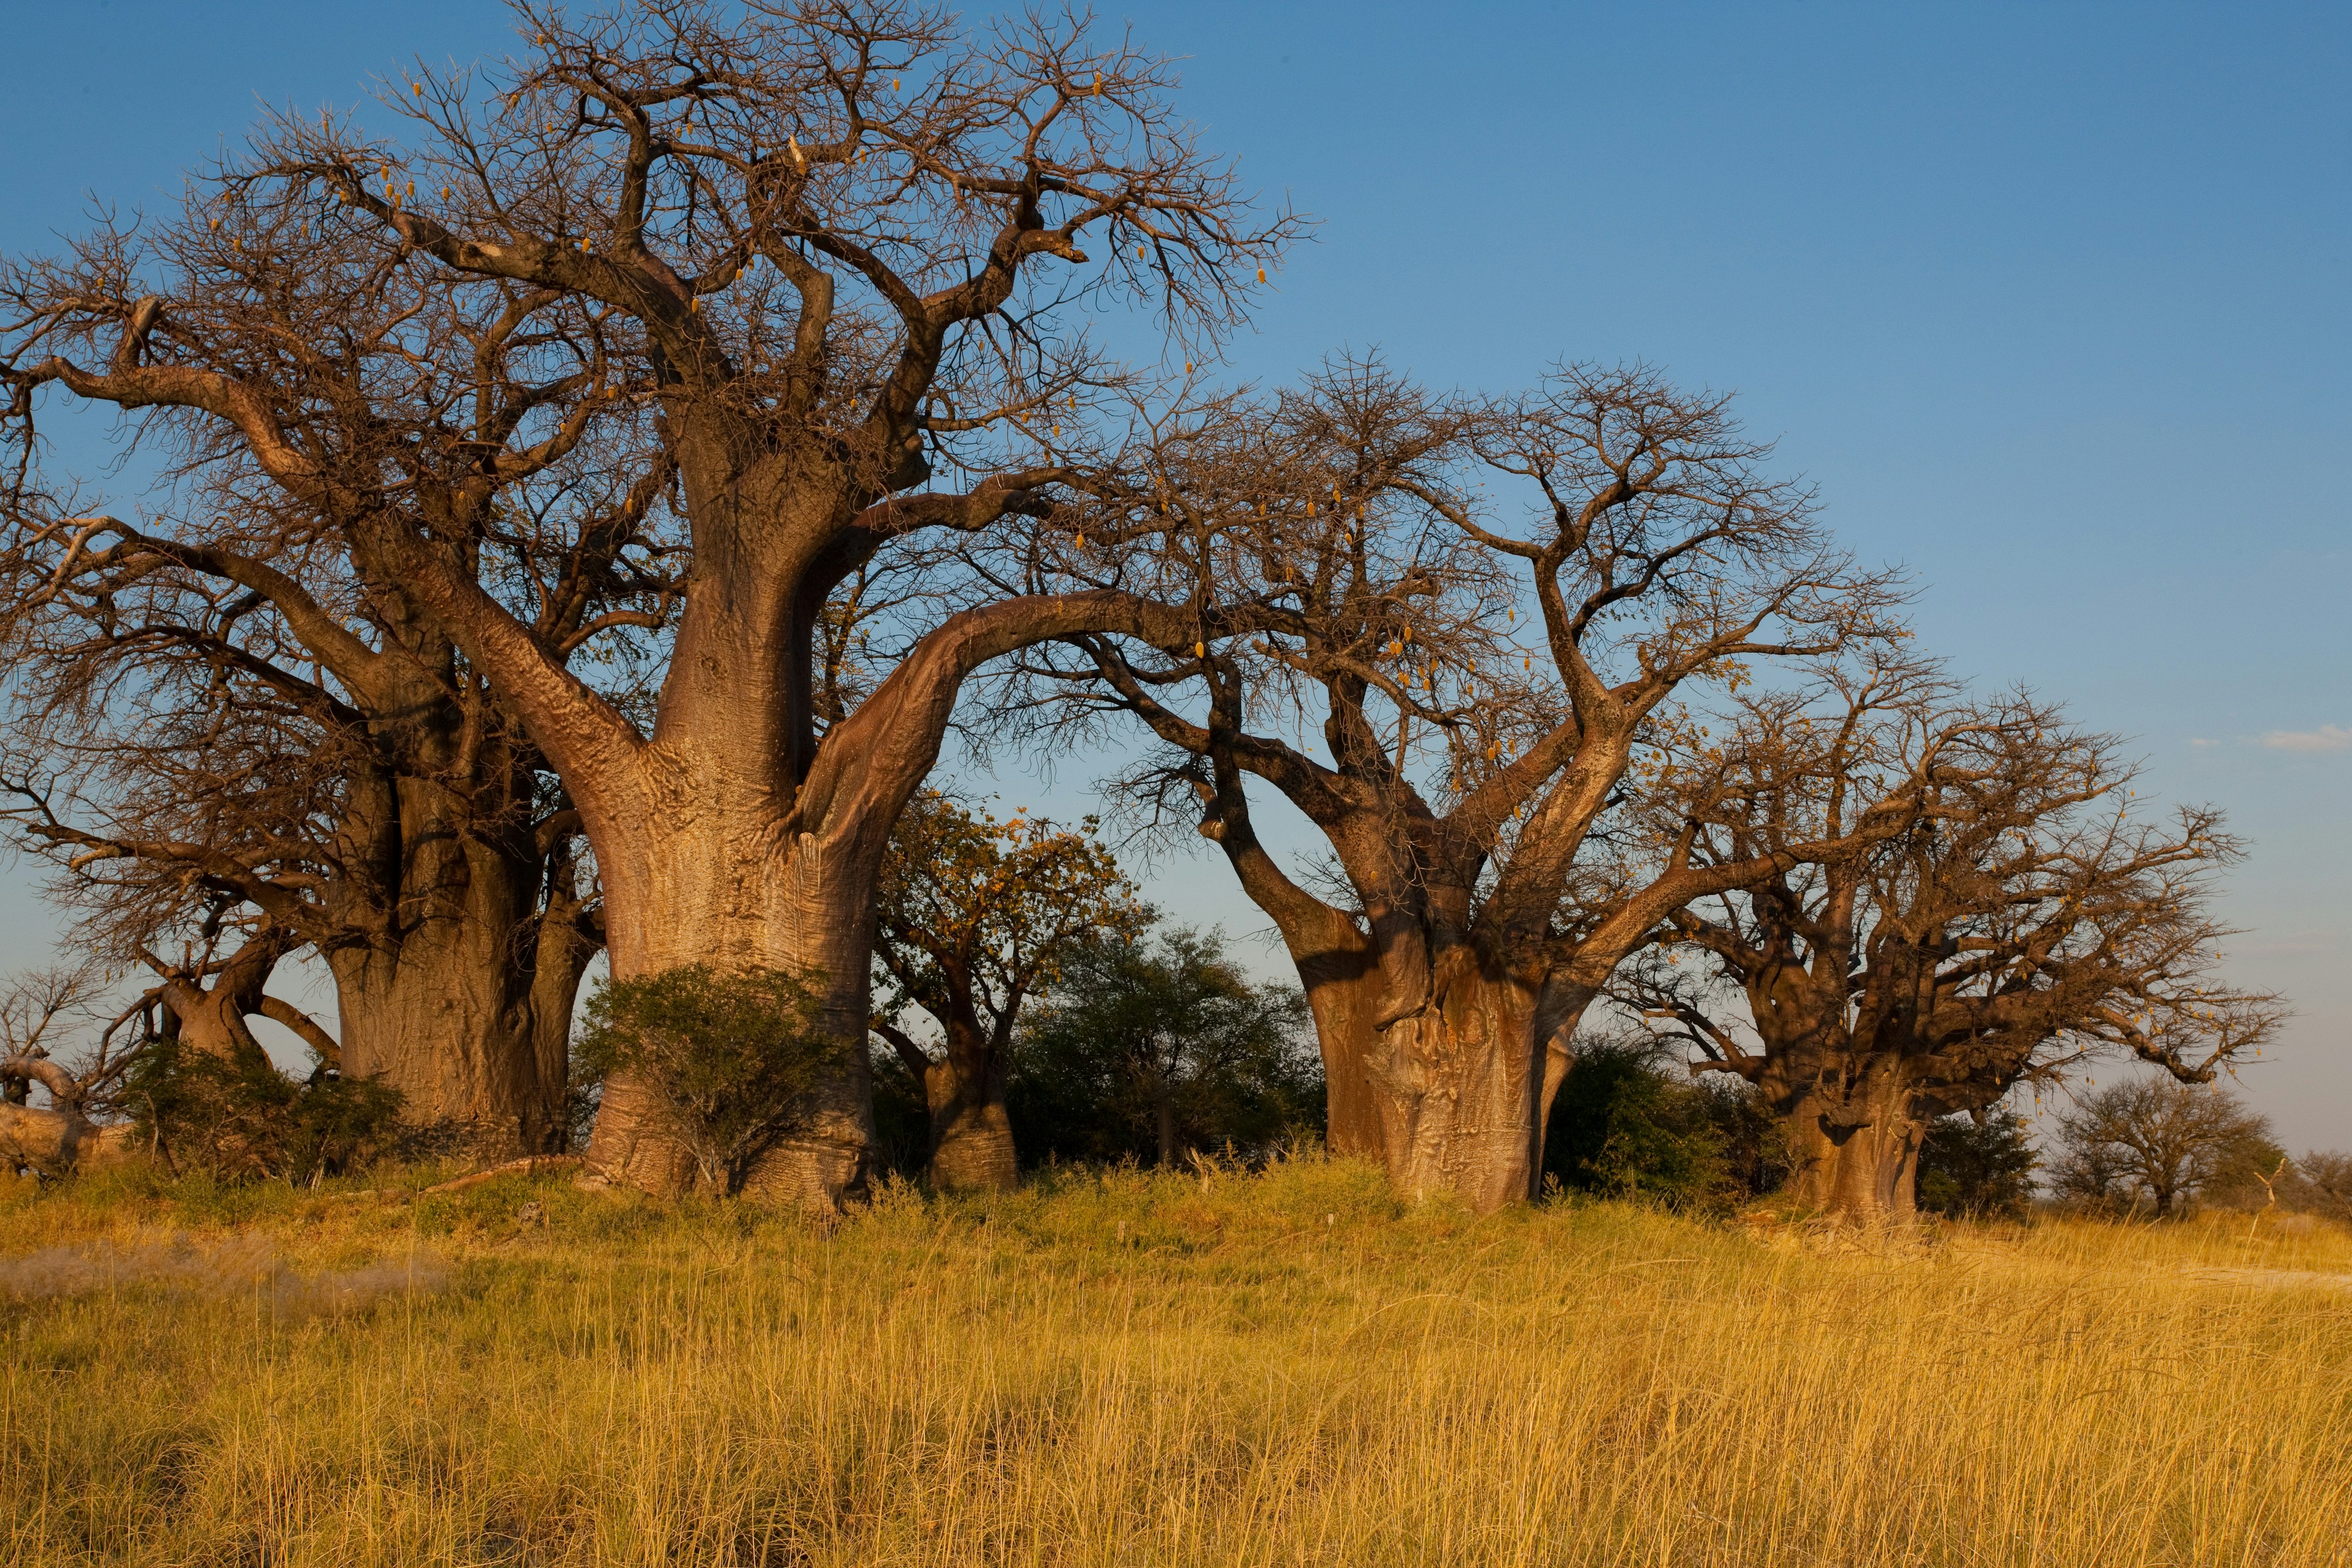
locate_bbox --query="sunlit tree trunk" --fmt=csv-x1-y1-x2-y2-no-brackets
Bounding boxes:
154,932,293,1069
590,812,888,1206
919,1019,1017,1191
1359,950,1542,1211
1776,1078,1926,1226
317,687,597,1160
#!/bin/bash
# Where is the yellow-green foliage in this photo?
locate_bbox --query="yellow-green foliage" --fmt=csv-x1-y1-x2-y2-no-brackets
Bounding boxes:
6,1157,2352,1566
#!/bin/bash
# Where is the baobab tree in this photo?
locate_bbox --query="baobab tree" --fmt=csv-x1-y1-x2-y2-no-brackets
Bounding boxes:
1619,671,2283,1224
0,442,653,1155
2,1,1295,1203
871,791,1147,1188
1018,359,1910,1208
0,916,360,1176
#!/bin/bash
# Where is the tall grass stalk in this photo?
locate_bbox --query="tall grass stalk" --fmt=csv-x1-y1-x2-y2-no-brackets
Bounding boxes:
6,1156,2350,1565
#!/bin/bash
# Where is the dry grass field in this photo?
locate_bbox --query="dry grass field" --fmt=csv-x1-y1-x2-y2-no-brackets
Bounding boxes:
6,1156,2351,1567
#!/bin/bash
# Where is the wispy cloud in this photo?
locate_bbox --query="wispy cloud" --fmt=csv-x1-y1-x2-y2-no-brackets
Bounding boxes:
2189,737,2222,749
2260,724,2352,754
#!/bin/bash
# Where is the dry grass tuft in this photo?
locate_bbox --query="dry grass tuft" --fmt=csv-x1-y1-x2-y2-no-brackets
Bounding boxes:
6,1156,2351,1566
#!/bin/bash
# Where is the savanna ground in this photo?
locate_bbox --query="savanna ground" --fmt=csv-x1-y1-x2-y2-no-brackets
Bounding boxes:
5,1156,2350,1567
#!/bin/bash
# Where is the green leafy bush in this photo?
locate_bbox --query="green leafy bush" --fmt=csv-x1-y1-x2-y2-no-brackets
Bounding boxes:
1007,929,1322,1169
572,963,832,1194
124,1037,401,1186
1544,1035,1736,1208
1917,1107,2039,1219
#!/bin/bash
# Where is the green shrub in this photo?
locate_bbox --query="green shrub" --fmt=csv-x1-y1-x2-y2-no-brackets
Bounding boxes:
123,1037,401,1186
1545,1035,1739,1210
1007,928,1322,1169
1917,1107,2038,1219
571,963,832,1194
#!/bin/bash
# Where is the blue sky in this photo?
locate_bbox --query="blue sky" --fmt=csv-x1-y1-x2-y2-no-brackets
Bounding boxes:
1,1,2344,1148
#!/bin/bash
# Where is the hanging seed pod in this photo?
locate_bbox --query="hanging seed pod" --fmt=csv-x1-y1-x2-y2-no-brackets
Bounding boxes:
1193,641,1206,657
1257,266,1266,283
1092,72,1102,96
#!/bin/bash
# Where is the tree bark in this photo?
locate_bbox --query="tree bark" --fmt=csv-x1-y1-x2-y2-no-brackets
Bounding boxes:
1778,1082,1926,1226
0,1103,141,1177
1289,954,1390,1160
921,1033,1016,1192
1360,949,1542,1212
316,770,594,1161
319,855,587,1161
156,933,292,1069
585,805,887,1207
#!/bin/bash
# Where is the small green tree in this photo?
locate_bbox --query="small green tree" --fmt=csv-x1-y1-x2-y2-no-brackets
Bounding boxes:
1009,929,1321,1168
573,965,831,1195
873,794,1149,1189
126,1039,402,1186
1916,1107,2038,1220
1544,1035,1735,1208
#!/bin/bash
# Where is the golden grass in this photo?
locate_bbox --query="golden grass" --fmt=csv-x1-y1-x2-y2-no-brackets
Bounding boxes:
6,1157,2352,1567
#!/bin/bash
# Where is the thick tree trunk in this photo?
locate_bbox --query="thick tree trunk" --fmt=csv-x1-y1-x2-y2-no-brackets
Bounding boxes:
1779,1084,1926,1226
1360,951,1542,1212
323,896,579,1162
1294,962,1389,1159
921,1026,1016,1191
327,940,554,1161
586,807,883,1209
322,825,586,1162
311,646,599,1164
157,935,289,1069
